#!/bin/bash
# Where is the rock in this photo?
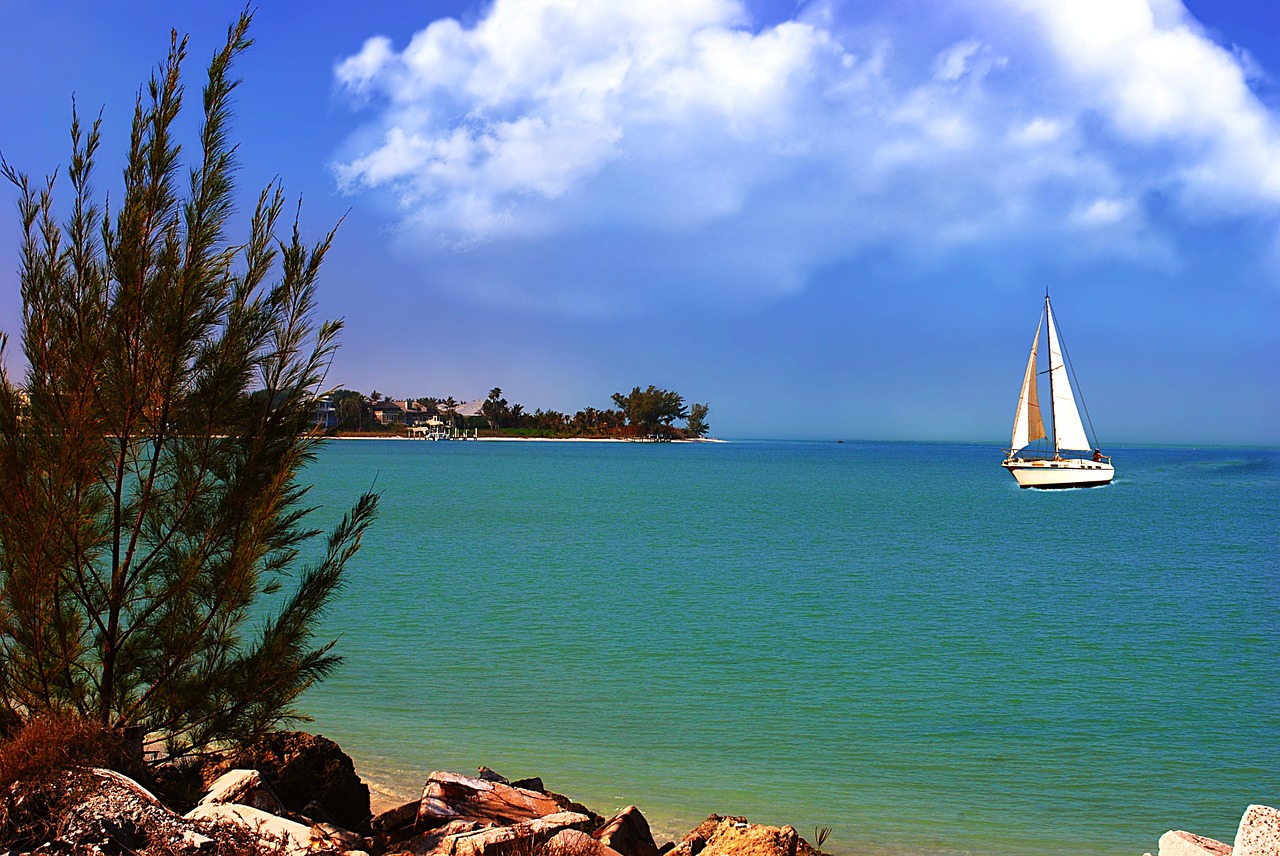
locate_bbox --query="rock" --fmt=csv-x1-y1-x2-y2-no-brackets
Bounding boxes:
199,768,286,814
37,768,217,855
477,766,510,784
218,731,372,835
186,801,315,854
512,777,546,793
311,821,367,851
1158,830,1233,856
669,816,745,856
670,817,798,856
1235,805,1280,856
548,828,628,856
418,771,568,828
703,822,798,856
391,818,493,855
400,811,594,856
374,797,425,844
594,805,661,856
548,793,607,829
182,829,217,851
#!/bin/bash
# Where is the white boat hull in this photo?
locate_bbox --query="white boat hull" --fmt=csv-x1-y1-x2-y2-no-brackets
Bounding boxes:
1002,458,1114,489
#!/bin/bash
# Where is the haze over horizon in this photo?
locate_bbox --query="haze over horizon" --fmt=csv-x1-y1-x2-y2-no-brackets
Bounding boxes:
1,0,1277,445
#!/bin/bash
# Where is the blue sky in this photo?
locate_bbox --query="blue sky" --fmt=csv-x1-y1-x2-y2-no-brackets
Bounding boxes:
1,0,1277,444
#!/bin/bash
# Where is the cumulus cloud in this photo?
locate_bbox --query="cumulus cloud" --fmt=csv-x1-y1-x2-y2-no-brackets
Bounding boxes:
1006,0,1280,210
332,0,1280,315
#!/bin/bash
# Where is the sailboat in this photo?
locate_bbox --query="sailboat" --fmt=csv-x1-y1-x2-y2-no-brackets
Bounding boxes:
1002,293,1114,489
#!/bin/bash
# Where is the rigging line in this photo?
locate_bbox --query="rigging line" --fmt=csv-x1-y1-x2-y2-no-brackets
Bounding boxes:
1054,302,1102,449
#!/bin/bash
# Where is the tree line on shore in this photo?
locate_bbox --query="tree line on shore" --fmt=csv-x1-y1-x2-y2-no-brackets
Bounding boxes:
326,384,711,438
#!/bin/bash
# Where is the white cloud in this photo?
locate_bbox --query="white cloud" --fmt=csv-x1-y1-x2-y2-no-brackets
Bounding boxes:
1004,0,1280,210
333,0,1280,315
1075,197,1133,227
934,40,983,82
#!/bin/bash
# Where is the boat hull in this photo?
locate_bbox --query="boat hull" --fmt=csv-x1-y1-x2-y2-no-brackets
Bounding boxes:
1002,458,1114,489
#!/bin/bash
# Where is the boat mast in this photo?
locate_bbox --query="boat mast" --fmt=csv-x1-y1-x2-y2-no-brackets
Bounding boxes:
1045,290,1058,459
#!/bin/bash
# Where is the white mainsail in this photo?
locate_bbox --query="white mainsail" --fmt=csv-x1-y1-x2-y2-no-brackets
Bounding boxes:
1010,316,1046,451
1046,299,1091,452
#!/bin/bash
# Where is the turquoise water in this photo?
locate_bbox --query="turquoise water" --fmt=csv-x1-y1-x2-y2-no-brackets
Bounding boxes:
298,440,1279,855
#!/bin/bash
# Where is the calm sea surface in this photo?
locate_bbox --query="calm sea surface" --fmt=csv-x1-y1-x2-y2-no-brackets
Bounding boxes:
298,440,1279,856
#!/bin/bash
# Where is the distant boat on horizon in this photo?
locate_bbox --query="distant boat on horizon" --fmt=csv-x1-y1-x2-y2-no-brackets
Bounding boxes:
1002,293,1114,489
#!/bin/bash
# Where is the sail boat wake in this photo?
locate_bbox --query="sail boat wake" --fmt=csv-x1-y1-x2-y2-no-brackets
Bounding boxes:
1002,294,1114,489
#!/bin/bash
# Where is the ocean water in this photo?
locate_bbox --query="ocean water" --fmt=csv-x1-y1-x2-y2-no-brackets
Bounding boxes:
297,439,1279,856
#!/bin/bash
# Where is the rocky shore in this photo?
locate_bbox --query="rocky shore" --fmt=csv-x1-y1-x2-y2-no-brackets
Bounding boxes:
3,731,1275,856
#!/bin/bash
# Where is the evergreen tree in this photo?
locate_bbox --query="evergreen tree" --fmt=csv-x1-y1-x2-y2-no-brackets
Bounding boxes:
685,402,710,438
0,13,377,757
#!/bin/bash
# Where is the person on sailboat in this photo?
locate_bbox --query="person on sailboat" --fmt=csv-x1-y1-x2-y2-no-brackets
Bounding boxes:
1092,448,1103,462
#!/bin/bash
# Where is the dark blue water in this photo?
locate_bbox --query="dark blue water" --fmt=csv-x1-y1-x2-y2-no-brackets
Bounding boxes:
298,440,1279,855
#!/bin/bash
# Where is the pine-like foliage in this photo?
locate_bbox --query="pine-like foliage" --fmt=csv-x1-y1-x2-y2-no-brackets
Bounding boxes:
0,12,378,757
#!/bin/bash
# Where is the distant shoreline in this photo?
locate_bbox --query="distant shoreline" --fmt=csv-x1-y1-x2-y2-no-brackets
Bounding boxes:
329,435,728,443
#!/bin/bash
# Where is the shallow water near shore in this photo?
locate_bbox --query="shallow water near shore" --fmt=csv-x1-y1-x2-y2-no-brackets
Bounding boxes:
297,439,1279,855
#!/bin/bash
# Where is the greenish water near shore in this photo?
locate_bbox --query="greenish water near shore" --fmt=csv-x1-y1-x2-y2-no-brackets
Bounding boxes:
299,439,1279,855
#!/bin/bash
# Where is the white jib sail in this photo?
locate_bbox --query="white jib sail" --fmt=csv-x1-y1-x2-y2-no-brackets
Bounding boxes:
1011,316,1046,451
1046,302,1091,452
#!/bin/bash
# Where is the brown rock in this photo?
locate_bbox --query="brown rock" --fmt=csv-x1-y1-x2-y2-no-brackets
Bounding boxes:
1158,829,1233,856
374,797,426,844
670,816,746,856
594,805,661,856
219,731,372,835
670,817,798,856
1235,805,1280,856
394,819,496,856
702,822,797,856
310,821,368,851
418,771,568,828
549,828,628,856
396,810,593,856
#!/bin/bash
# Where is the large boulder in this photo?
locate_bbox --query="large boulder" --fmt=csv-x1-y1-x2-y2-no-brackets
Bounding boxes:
1234,805,1280,856
199,768,285,815
668,816,744,856
374,798,427,848
29,768,214,855
186,802,316,855
549,828,627,856
418,771,569,828
1157,830,1233,856
594,805,661,856
215,731,372,834
669,816,799,856
394,811,594,856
